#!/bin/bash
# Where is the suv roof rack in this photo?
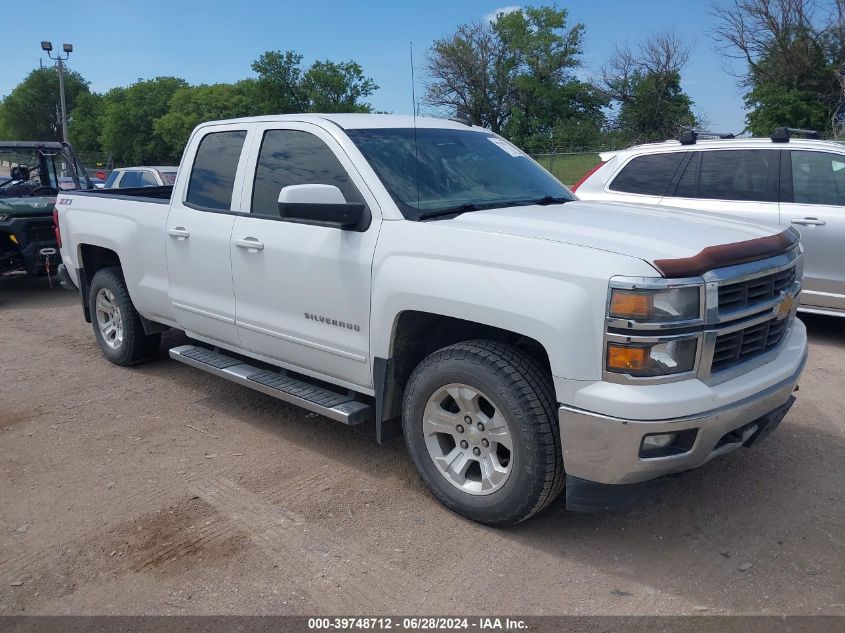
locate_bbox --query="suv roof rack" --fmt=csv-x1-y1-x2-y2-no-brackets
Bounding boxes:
771,127,819,142
677,130,737,145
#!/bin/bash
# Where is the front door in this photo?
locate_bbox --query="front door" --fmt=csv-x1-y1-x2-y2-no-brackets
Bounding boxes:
230,123,380,389
780,149,845,312
165,126,250,345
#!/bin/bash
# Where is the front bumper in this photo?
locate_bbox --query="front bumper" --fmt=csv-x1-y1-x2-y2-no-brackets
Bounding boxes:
558,341,807,502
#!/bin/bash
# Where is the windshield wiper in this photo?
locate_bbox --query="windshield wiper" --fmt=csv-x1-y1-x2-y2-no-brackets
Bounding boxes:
520,195,571,206
417,203,492,221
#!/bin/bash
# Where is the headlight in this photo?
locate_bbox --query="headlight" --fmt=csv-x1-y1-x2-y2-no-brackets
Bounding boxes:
609,286,700,322
606,338,698,377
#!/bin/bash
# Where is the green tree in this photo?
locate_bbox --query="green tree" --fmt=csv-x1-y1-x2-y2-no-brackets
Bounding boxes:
303,60,377,112
69,92,105,152
599,31,696,142
251,51,309,113
712,0,844,136
99,77,188,165
0,67,90,140
154,81,259,156
424,5,604,146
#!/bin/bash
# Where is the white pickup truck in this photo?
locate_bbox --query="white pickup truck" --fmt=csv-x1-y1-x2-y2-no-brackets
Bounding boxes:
55,114,808,525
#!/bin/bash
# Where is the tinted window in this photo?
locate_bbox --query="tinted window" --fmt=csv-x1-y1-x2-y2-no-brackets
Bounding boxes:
609,153,685,196
186,130,247,210
139,171,159,187
790,151,845,205
104,171,119,188
346,128,573,219
674,150,775,202
251,130,361,217
119,171,142,188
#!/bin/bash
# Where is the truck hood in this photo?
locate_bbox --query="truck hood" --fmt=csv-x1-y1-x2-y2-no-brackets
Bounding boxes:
0,196,56,217
444,200,787,274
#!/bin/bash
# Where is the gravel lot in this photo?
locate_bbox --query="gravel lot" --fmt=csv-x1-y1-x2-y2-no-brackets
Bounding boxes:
1,276,843,616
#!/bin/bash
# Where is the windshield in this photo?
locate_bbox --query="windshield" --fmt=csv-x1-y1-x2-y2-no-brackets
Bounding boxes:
346,127,573,220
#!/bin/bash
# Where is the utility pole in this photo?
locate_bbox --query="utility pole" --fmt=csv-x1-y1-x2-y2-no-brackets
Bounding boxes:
41,41,73,143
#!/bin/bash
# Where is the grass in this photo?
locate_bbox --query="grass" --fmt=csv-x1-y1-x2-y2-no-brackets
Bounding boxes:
530,152,603,187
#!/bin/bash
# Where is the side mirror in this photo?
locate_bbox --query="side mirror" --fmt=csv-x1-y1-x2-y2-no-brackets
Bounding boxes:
277,184,367,231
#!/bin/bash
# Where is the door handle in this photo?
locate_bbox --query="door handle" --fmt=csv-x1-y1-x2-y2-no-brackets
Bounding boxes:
234,237,264,252
790,217,826,227
167,226,190,239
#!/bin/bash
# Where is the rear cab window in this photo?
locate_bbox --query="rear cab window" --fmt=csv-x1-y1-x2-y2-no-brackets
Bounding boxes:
186,130,248,211
608,152,686,196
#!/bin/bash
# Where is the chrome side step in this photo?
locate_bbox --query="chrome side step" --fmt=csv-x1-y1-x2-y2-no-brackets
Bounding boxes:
169,345,372,425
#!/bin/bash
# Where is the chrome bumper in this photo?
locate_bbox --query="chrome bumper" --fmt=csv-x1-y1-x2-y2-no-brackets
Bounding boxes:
558,349,807,486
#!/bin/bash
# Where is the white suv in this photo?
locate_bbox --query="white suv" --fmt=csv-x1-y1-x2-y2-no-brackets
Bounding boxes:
574,129,845,317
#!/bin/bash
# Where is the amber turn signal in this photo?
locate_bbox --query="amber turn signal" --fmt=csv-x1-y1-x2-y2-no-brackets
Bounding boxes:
609,291,653,319
606,344,650,372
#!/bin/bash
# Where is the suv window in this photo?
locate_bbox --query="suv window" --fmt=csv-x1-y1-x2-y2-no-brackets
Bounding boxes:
186,130,247,210
251,129,362,217
104,171,120,188
790,150,845,205
119,171,142,188
674,150,775,202
609,153,685,196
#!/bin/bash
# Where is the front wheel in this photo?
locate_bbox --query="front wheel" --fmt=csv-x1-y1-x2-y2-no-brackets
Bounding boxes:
89,267,160,366
402,340,564,526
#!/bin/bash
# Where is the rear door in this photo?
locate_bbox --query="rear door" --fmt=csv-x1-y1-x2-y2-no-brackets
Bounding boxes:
229,122,380,388
165,125,250,345
659,149,781,226
780,149,845,312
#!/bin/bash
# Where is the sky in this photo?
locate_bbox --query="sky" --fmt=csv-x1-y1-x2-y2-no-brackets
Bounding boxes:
2,0,748,136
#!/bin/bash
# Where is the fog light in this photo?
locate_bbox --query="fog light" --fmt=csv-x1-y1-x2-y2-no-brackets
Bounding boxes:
639,429,699,458
643,433,676,450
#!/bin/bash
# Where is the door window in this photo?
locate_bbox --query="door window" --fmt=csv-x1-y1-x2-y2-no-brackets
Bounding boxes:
608,152,685,196
186,130,248,211
251,129,362,217
790,151,845,205
674,150,776,202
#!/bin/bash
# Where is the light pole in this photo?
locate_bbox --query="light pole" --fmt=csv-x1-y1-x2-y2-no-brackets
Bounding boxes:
41,41,73,143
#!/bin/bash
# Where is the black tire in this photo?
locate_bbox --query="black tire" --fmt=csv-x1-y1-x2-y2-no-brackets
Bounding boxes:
88,267,160,366
402,340,565,526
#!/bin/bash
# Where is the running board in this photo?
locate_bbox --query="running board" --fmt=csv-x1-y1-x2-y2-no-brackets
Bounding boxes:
169,345,372,425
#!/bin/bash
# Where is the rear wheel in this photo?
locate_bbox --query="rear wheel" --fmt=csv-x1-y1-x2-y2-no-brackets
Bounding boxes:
89,267,160,366
402,340,564,526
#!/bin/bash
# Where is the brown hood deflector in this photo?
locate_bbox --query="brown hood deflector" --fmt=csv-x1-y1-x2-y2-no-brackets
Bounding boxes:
653,230,799,278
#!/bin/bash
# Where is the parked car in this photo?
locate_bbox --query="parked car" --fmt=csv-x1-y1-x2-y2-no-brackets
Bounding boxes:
574,128,844,318
104,166,178,189
0,141,93,277
55,114,806,525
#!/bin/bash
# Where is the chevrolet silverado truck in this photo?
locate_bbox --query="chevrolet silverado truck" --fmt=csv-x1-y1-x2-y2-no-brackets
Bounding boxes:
55,114,808,525
1,141,92,277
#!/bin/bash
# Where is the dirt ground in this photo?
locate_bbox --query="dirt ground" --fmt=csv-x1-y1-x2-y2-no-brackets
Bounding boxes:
0,275,843,616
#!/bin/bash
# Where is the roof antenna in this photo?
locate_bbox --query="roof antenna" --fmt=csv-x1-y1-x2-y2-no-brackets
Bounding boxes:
410,41,420,209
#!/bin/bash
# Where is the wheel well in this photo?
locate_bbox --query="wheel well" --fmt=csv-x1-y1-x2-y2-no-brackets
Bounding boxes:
78,245,122,322
79,244,121,284
374,310,553,442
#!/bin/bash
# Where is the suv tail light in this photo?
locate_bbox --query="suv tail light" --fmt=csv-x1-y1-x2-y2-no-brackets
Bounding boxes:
570,161,605,192
53,207,62,248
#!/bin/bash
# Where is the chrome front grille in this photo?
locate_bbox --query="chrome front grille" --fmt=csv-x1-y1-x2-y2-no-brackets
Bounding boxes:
718,266,796,314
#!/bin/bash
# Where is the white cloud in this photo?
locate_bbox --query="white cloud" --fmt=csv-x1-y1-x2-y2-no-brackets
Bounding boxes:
484,5,521,23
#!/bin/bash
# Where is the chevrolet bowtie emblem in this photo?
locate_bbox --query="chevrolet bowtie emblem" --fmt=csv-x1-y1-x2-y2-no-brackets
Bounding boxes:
776,292,795,320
